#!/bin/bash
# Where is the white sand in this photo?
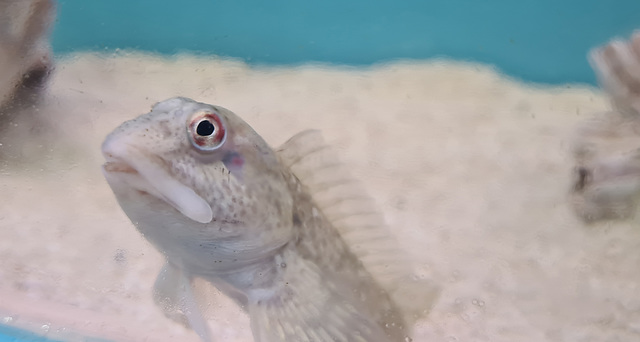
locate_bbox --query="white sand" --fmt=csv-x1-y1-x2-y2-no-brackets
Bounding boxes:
1,52,639,342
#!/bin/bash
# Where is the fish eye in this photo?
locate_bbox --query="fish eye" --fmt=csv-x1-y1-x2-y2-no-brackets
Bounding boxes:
187,111,227,152
196,120,215,136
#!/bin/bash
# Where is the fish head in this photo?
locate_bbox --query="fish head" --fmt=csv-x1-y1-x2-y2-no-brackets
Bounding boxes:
102,97,294,271
570,116,640,223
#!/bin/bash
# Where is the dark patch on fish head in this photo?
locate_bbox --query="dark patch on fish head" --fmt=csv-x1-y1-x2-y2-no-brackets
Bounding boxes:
222,151,245,181
574,166,592,191
292,212,301,226
273,200,283,217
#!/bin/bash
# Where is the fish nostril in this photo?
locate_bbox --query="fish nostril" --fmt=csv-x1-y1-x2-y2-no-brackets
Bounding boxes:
575,167,591,191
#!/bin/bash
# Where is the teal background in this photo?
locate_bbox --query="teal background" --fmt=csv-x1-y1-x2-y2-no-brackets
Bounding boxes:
0,325,60,342
51,0,640,85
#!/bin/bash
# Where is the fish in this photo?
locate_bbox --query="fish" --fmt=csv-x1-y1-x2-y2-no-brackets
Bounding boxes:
570,31,640,222
0,0,55,110
101,97,438,342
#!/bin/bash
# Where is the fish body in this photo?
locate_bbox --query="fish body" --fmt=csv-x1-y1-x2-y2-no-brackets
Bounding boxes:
102,97,437,341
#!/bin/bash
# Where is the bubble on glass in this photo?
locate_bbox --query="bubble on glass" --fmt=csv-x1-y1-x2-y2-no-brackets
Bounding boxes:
471,299,485,307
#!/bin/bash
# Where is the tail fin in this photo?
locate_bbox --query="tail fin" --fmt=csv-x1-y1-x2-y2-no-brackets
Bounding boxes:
247,255,410,342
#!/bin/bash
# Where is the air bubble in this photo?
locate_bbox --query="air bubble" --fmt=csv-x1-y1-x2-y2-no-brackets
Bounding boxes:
471,298,485,307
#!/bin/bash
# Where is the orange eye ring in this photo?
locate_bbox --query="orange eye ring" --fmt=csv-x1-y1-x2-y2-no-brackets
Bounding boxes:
187,111,227,152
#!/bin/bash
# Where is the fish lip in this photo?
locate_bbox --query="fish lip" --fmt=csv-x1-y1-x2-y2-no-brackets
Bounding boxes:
100,141,214,224
102,159,138,174
101,152,156,199
101,136,139,174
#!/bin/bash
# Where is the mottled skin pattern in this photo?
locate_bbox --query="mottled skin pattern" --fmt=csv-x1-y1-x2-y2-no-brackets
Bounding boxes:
102,97,411,341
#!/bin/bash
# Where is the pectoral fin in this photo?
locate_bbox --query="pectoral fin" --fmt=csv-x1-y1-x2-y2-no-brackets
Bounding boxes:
153,262,213,342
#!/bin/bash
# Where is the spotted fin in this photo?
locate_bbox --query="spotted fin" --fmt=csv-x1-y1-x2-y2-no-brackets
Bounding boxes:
276,130,439,326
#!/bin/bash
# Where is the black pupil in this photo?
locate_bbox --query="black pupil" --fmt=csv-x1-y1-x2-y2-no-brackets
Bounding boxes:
196,120,215,136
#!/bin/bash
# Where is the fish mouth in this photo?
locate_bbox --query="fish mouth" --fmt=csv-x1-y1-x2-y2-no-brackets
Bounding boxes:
102,140,139,174
101,155,150,198
101,141,214,224
103,159,138,174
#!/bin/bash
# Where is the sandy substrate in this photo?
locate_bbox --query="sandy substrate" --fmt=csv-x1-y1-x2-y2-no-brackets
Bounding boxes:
1,52,639,342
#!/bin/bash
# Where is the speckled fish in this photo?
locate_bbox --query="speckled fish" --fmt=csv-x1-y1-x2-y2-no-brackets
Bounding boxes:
101,97,438,342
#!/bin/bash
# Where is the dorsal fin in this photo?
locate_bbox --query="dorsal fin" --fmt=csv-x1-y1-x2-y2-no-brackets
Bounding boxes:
588,33,640,117
276,130,439,325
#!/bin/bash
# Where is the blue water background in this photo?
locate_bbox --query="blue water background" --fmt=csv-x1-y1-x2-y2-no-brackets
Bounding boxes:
51,0,640,85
